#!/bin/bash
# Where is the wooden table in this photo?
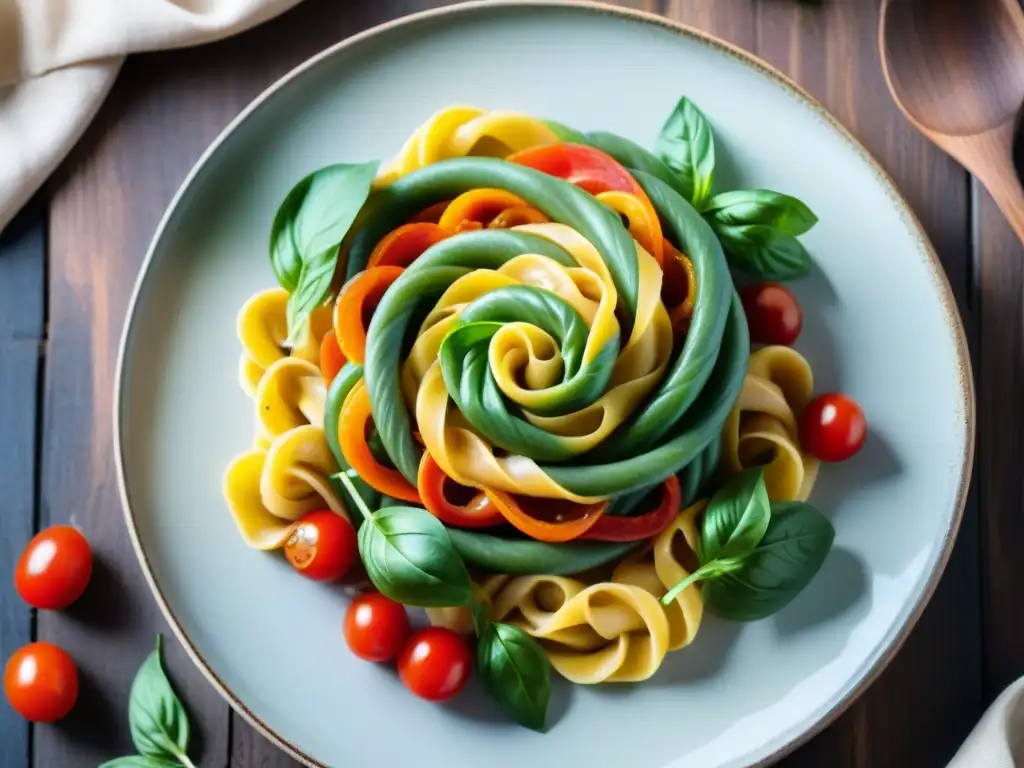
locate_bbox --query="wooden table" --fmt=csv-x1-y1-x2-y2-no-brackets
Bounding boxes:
0,1,1016,765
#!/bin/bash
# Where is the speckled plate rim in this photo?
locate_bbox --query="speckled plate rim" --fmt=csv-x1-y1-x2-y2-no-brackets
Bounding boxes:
113,2,976,766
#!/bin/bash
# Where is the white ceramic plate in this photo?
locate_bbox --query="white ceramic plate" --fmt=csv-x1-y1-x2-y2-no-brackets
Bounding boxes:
115,3,973,767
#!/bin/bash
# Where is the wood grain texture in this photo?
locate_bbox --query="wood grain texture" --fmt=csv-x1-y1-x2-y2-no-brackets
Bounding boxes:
0,201,44,768
33,1,985,767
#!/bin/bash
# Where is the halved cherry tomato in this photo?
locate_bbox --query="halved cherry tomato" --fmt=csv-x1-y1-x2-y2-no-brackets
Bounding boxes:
15,525,93,611
801,393,867,462
319,331,346,385
367,223,449,270
344,593,411,662
338,380,421,503
418,453,503,529
4,642,78,722
333,266,404,364
581,476,681,542
740,282,803,346
398,627,472,702
484,489,606,543
284,510,357,582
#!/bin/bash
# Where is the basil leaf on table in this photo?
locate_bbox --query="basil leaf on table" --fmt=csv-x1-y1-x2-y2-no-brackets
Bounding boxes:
477,623,552,732
703,189,818,236
703,501,835,621
714,223,812,280
125,635,197,768
99,757,182,768
269,160,379,341
700,467,771,562
653,96,716,209
357,505,473,607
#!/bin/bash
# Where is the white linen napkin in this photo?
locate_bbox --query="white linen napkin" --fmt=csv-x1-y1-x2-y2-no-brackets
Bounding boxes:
947,678,1024,767
0,0,304,235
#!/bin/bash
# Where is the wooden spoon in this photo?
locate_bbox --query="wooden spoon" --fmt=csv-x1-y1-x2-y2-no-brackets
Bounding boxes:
880,0,1024,243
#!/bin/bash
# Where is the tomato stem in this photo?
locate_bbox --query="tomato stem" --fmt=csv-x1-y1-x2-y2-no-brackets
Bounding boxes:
336,469,374,521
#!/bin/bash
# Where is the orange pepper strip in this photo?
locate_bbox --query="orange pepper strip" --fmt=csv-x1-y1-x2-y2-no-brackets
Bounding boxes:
596,190,665,265
411,201,451,223
484,489,607,543
661,238,698,335
338,379,421,503
319,331,347,385
367,223,449,269
333,266,404,364
438,189,530,231
488,206,550,229
418,453,504,529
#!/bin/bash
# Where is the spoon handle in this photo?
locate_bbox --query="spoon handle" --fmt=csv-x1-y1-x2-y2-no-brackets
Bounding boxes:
980,163,1024,247
960,123,1024,246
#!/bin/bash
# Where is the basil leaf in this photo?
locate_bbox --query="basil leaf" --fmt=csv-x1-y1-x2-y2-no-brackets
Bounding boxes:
704,189,818,236
358,505,473,607
701,468,771,562
270,161,379,339
99,757,181,768
660,555,744,605
285,246,337,345
704,501,835,621
654,96,716,209
128,635,192,764
477,623,551,732
714,223,812,280
473,602,492,638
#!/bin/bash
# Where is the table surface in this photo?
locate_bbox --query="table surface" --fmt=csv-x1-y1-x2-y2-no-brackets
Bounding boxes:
0,0,1018,766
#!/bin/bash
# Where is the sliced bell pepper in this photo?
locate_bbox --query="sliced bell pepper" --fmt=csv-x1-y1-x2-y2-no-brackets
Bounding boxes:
411,200,451,223
319,330,347,385
661,239,697,334
580,476,681,542
367,223,449,269
333,265,404,364
338,379,421,503
438,188,531,231
418,453,503,529
484,489,607,543
488,205,549,229
509,143,664,263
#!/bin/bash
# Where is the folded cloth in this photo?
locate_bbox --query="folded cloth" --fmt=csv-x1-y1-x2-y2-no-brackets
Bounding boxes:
0,0,304,234
947,678,1024,767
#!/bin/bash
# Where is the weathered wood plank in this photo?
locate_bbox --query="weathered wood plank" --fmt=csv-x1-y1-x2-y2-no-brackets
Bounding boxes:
0,200,45,768
976,174,1024,702
753,2,981,767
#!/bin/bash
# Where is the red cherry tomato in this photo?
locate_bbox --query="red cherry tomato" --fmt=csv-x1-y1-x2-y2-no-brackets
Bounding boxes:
4,642,79,722
344,593,410,662
284,510,357,582
398,627,472,702
740,282,803,346
15,525,93,610
801,393,867,462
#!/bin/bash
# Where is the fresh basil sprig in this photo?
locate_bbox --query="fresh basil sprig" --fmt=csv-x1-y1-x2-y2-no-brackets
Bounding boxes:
269,160,380,343
477,621,552,732
654,96,716,209
335,470,472,607
100,635,197,768
703,190,817,235
661,469,834,620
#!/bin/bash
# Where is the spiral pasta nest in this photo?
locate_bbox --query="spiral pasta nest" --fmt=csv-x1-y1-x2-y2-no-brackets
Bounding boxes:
224,105,823,687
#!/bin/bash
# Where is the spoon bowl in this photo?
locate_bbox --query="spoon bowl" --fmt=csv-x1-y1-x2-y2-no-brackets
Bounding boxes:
881,0,1024,241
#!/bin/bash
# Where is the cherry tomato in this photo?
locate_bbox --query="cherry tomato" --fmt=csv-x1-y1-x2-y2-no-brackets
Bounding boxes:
801,393,867,462
344,593,410,662
320,331,346,385
740,282,803,346
398,627,472,702
284,510,357,582
4,642,78,722
15,525,93,610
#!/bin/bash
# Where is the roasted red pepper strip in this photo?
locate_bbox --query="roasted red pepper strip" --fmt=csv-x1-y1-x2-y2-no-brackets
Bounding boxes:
319,331,346,385
580,476,681,542
333,266,404,364
367,223,449,269
418,453,503,529
338,379,421,503
509,144,663,263
484,489,607,543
